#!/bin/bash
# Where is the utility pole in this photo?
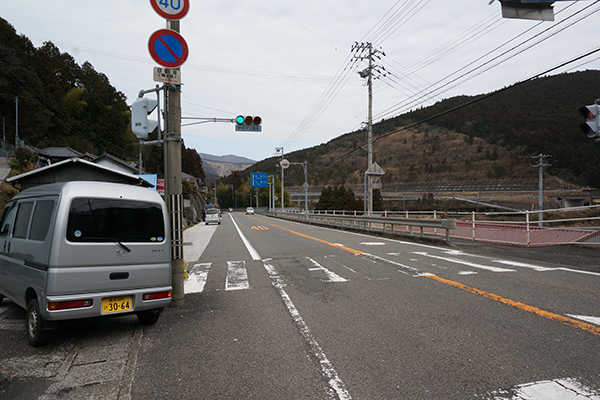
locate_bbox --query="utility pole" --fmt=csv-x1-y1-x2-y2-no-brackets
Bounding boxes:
275,147,285,210
352,42,386,215
531,153,551,227
15,96,19,148
166,19,184,307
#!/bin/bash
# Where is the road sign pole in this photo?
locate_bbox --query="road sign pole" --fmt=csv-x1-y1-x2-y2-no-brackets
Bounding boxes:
166,19,184,308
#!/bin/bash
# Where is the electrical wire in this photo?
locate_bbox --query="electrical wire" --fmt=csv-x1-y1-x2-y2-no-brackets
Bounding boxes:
306,46,600,179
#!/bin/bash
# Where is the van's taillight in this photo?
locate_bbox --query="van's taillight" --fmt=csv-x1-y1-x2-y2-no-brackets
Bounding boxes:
142,291,172,301
48,299,93,311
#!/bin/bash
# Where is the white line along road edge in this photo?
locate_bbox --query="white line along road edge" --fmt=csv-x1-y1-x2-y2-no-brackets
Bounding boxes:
229,214,352,399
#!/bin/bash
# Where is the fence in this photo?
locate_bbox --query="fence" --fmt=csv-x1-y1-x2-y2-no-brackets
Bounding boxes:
270,205,600,247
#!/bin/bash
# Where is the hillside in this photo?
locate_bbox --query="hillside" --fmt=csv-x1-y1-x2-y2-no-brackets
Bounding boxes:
0,17,205,181
199,153,255,180
242,70,600,190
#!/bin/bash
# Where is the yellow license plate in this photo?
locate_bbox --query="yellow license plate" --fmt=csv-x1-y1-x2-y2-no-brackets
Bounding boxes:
101,296,132,314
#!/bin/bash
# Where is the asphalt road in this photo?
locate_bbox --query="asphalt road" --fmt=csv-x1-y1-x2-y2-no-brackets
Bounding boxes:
1,212,600,399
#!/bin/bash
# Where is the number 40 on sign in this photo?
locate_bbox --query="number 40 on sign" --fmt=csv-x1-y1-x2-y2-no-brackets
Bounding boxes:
151,0,190,20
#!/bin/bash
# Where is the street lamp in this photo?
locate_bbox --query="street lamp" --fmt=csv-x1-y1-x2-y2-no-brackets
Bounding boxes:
289,161,308,221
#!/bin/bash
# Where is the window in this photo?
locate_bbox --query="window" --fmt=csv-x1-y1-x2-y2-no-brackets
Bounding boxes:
29,200,56,241
13,202,34,239
0,204,16,237
67,198,165,243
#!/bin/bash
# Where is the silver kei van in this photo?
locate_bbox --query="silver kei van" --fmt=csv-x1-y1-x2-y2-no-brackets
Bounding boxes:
0,181,172,346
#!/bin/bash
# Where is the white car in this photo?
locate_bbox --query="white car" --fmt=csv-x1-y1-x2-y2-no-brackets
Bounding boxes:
246,207,254,215
204,208,221,225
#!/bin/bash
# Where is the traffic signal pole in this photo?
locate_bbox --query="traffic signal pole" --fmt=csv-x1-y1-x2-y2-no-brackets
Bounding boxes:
166,19,184,307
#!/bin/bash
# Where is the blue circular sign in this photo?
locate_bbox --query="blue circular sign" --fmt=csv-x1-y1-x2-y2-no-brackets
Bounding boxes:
148,29,189,68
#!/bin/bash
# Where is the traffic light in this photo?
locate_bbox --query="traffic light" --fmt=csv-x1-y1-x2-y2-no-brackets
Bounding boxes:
579,103,600,139
131,97,158,140
235,115,262,131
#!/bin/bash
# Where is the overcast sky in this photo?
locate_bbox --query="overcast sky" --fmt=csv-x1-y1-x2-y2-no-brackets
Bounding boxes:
3,1,600,162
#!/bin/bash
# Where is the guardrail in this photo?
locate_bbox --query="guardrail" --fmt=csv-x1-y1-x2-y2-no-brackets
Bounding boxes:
269,210,457,241
268,205,600,247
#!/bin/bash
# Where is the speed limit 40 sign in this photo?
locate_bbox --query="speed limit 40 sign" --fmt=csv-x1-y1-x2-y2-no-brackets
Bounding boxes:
151,0,190,20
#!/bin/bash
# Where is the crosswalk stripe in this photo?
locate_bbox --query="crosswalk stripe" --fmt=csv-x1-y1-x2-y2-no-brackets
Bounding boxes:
226,261,251,291
185,263,211,294
184,257,349,294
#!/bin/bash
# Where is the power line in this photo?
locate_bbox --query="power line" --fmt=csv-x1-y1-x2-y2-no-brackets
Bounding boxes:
307,46,600,177
373,1,600,121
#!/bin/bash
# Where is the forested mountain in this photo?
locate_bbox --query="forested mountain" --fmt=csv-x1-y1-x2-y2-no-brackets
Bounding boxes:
0,17,204,180
244,70,600,189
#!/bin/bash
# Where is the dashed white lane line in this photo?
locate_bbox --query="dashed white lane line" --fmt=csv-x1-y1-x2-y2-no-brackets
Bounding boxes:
411,251,516,273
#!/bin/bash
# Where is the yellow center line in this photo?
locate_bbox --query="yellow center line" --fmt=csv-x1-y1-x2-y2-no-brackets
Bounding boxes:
266,222,365,255
426,274,600,337
261,218,599,337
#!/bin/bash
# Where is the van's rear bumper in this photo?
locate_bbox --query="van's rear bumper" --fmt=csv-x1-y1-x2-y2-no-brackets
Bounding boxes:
41,286,172,321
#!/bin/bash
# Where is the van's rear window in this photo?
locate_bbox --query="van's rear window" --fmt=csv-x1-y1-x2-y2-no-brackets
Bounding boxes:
67,198,165,243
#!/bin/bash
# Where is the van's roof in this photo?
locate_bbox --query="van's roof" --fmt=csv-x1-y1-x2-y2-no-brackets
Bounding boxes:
11,181,163,203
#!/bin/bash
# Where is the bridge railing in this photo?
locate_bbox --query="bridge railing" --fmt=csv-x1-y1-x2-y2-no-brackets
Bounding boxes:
268,210,457,241
266,205,600,247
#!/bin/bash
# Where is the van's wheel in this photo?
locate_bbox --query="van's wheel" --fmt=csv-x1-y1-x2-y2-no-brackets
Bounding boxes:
137,308,162,325
27,298,50,346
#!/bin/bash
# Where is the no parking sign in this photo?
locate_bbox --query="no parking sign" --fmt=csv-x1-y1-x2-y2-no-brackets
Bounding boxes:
148,29,189,68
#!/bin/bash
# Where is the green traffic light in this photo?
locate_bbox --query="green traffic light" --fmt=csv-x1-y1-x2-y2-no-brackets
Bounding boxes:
236,115,245,124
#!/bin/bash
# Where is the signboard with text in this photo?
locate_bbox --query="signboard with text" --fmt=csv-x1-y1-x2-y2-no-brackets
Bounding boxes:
251,173,268,188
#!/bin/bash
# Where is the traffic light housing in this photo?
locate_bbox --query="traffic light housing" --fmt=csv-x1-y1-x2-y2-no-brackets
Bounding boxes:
235,115,262,131
579,103,600,139
131,97,158,140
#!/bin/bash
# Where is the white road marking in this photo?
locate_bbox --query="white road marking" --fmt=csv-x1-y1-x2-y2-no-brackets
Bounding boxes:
229,214,261,260
444,250,600,276
491,259,554,272
185,263,211,294
359,242,386,246
490,378,600,399
305,257,348,282
567,315,600,326
231,220,352,398
262,259,352,400
324,255,357,274
412,252,516,273
226,261,250,291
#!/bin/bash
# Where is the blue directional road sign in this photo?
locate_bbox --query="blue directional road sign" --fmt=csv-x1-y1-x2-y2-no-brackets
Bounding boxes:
251,173,268,188
148,29,189,68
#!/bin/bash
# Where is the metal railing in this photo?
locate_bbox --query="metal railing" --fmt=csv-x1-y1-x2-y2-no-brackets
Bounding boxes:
268,210,457,241
267,205,600,247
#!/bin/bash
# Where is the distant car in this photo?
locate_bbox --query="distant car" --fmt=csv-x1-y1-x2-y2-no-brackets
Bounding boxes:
246,207,254,215
204,208,221,225
228,208,233,212
202,204,217,221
